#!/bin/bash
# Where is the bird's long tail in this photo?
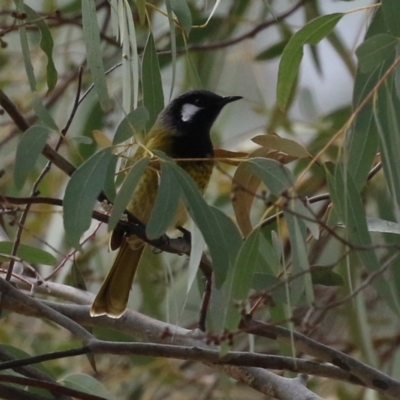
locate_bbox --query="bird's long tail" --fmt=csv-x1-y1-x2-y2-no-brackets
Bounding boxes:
90,241,144,318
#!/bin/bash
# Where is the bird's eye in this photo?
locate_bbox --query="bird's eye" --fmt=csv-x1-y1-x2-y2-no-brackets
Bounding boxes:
193,98,204,107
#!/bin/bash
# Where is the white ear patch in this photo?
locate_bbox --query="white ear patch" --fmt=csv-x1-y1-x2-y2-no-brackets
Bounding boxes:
181,103,201,122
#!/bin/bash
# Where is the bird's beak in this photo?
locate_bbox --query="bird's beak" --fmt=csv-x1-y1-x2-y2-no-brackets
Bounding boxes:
220,95,243,106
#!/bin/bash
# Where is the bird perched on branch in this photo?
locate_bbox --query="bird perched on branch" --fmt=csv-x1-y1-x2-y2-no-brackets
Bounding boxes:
90,90,242,318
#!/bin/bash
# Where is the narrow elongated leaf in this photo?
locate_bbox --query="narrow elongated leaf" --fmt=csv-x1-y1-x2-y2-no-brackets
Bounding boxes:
14,125,52,190
277,13,343,110
252,134,310,158
186,53,202,88
382,0,400,37
327,165,400,313
126,0,139,110
310,266,344,286
257,231,281,275
103,154,118,202
374,82,400,211
356,34,398,73
23,4,58,91
17,1,36,91
113,106,149,145
81,0,112,111
256,39,290,61
165,161,242,288
247,158,295,196
169,0,192,34
187,220,205,294
284,209,314,305
165,1,177,100
365,217,400,234
108,157,150,231
223,228,260,330
64,148,113,248
32,93,59,130
232,148,274,236
142,33,164,131
61,373,112,400
136,0,146,25
232,162,260,236
345,72,380,191
146,162,181,239
345,9,388,191
0,242,57,266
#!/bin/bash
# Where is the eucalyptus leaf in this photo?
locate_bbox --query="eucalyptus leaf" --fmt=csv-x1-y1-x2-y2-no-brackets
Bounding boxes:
0,242,57,266
146,162,181,239
108,157,150,232
61,373,112,400
64,148,113,248
81,0,112,111
327,164,400,314
164,160,242,288
23,4,58,91
223,228,260,331
14,125,52,190
169,0,192,34
142,33,164,131
277,13,343,110
247,157,295,196
356,34,398,73
382,0,400,37
113,106,149,145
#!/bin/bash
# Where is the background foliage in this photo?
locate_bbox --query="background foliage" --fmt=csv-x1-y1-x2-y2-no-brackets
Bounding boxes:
1,0,400,399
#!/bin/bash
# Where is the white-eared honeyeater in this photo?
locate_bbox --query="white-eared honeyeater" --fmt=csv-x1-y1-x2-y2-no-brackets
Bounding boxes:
90,90,242,318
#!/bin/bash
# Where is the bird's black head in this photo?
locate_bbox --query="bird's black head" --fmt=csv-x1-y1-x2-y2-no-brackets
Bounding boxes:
159,90,242,158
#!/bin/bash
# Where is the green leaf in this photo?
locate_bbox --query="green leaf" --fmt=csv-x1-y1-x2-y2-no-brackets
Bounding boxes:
113,106,149,145
146,162,181,239
0,242,57,266
310,266,344,286
223,228,260,330
23,4,58,91
169,0,192,34
165,1,177,100
187,221,204,294
251,273,287,304
166,161,242,288
365,217,400,234
14,125,52,190
71,136,94,145
81,0,112,111
247,158,295,196
284,209,314,304
255,39,291,61
103,154,118,202
345,9,392,191
32,92,59,130
64,148,113,248
136,0,146,25
61,373,112,400
277,13,343,110
327,164,400,313
119,1,139,112
142,32,164,131
186,53,202,88
252,134,310,158
108,157,150,232
17,0,36,92
374,81,400,211
382,0,400,37
356,34,398,73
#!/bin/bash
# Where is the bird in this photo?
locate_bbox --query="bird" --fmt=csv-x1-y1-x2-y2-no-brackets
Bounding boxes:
90,90,242,318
